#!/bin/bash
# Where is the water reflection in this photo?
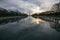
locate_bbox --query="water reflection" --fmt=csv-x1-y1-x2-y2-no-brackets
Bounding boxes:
0,16,26,25
32,16,60,32
31,17,43,24
0,16,60,40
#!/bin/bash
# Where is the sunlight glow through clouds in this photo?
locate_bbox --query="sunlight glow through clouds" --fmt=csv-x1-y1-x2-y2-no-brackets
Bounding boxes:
31,6,47,15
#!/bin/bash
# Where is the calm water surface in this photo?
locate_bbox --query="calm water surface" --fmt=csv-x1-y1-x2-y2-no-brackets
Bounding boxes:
0,16,60,40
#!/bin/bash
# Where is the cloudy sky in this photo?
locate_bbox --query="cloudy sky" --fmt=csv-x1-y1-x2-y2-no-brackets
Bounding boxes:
0,0,60,14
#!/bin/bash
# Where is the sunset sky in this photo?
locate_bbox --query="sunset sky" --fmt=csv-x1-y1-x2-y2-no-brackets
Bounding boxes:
0,0,60,14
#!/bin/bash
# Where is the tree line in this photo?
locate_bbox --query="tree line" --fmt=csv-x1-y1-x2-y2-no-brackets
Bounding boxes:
0,7,27,17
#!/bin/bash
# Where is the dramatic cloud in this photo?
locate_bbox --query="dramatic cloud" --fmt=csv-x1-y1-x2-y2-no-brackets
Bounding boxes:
0,0,60,14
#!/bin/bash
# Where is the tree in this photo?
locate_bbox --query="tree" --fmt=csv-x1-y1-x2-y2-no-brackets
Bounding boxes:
51,2,60,12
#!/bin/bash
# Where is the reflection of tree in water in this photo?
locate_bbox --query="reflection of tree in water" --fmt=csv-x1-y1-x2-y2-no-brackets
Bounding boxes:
54,20,60,32
0,16,27,25
32,16,60,32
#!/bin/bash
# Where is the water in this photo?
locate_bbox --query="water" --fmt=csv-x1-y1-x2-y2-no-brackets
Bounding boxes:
0,16,60,40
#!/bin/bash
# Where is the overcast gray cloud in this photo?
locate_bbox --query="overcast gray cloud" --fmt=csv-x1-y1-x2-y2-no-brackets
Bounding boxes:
0,0,60,14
